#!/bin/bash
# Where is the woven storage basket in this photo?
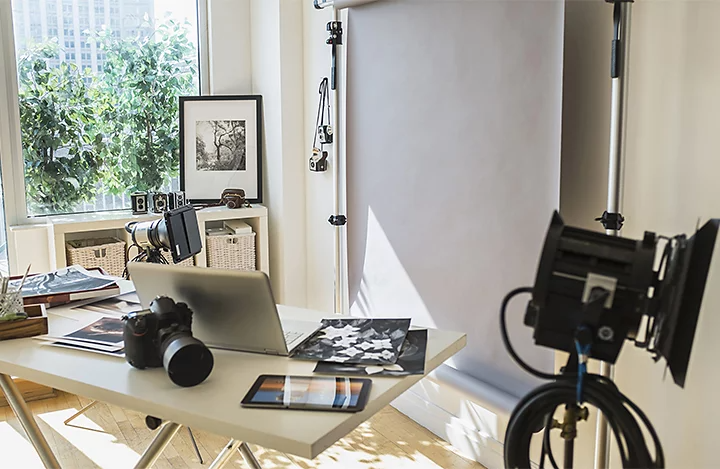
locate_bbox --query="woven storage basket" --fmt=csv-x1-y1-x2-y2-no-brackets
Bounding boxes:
160,250,195,267
206,232,256,270
66,237,126,277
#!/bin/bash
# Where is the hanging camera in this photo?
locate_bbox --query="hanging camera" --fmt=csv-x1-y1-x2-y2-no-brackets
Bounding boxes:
318,124,333,144
309,147,329,172
309,78,331,173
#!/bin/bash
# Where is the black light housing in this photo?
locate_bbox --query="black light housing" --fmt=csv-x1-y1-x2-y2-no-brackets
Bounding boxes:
524,211,719,387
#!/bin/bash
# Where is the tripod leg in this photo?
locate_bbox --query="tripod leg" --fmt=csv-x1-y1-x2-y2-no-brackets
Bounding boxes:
187,428,203,464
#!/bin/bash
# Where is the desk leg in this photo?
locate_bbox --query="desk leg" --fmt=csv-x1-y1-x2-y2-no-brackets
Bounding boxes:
134,421,182,469
0,374,60,469
209,439,263,469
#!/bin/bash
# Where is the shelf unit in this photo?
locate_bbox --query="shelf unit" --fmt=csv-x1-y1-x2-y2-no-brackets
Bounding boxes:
9,205,269,275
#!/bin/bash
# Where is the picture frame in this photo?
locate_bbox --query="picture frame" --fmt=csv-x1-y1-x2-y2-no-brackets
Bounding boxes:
179,95,263,204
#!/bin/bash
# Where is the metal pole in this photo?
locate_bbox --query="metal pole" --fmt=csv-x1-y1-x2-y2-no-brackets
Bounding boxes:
331,6,345,315
133,421,182,469
595,3,632,469
208,439,242,469
239,442,263,469
0,374,60,469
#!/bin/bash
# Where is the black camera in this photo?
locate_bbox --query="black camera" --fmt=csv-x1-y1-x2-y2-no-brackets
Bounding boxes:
168,191,187,210
123,296,214,387
131,192,148,215
318,125,333,144
309,148,328,172
150,192,168,213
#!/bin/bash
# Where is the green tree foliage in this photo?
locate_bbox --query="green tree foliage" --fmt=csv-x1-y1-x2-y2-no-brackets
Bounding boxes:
17,42,105,214
16,20,197,213
95,20,197,194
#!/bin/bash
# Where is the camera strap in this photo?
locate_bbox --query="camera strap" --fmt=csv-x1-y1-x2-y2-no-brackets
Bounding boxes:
313,77,331,149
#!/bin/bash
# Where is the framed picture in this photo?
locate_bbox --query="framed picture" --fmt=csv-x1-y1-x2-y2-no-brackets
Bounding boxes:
180,95,263,204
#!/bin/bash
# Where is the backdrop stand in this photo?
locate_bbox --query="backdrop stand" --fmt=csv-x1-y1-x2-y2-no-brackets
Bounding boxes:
594,1,633,467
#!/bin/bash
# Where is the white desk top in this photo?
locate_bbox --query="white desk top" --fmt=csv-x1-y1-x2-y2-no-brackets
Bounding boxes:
0,290,466,459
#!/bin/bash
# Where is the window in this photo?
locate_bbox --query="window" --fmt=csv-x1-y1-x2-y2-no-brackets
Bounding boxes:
10,0,201,216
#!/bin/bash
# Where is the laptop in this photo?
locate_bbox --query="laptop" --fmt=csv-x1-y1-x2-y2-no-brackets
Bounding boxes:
127,263,321,356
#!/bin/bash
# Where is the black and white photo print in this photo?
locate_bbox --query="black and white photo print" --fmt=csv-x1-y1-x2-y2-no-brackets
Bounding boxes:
291,318,411,365
313,330,428,376
195,120,246,171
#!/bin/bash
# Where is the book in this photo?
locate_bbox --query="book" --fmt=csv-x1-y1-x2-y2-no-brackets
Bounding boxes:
10,266,120,307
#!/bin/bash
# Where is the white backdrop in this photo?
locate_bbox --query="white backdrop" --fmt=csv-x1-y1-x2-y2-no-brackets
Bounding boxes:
344,0,565,397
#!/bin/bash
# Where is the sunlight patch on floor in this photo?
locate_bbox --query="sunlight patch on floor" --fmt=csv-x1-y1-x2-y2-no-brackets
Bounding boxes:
0,421,44,468
38,408,139,468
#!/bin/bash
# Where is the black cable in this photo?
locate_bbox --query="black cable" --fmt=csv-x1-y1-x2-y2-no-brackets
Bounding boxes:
500,288,664,468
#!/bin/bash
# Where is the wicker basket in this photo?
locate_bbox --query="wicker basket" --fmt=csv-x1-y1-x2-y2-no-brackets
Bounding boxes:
160,250,195,267
66,237,127,277
206,232,256,270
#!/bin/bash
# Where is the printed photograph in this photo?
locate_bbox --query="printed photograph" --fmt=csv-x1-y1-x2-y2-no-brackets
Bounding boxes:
314,329,428,377
65,317,124,346
195,119,247,171
291,318,411,365
76,294,142,316
13,266,116,298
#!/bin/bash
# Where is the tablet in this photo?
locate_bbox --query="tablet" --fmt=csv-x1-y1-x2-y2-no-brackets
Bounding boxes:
241,375,372,412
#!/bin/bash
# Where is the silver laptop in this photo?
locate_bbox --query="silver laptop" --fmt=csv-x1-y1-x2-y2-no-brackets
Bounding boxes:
127,263,321,356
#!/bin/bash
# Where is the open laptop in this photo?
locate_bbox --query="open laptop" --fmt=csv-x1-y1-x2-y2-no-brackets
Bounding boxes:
127,263,321,356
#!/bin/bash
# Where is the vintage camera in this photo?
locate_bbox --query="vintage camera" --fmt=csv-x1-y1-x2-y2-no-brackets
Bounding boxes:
318,125,333,144
131,192,148,215
123,296,213,387
221,188,246,209
150,192,168,214
309,148,328,172
168,191,187,210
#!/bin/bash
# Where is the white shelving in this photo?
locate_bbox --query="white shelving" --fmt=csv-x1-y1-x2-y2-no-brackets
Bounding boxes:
9,205,269,275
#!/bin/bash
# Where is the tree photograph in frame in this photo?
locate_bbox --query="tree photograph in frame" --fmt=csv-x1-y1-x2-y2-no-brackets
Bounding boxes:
180,96,262,204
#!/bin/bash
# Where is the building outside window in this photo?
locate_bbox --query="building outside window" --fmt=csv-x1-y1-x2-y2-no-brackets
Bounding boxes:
10,0,200,217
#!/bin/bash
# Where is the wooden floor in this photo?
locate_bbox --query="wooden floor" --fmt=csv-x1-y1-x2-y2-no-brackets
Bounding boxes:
0,391,486,469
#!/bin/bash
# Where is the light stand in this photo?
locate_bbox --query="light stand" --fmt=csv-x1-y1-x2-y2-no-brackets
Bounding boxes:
324,8,347,315
594,1,633,467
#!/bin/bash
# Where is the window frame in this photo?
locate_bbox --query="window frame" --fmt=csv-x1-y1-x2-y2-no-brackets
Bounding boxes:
0,0,210,226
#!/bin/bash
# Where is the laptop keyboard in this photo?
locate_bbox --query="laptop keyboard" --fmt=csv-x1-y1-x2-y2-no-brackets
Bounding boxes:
284,330,304,345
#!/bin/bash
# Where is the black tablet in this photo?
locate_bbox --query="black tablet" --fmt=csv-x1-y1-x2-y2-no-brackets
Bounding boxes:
241,375,372,413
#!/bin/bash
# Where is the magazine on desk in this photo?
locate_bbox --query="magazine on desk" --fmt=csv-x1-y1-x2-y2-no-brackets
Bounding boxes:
11,265,121,306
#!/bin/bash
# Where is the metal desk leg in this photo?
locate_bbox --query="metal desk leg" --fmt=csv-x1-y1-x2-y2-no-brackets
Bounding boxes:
134,421,182,469
0,374,60,469
239,441,262,469
209,439,263,469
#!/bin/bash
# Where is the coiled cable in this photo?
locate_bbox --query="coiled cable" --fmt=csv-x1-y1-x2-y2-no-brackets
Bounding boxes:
500,288,664,468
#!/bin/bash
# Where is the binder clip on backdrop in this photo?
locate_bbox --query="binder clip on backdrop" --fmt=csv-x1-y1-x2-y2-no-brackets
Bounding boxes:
310,77,331,172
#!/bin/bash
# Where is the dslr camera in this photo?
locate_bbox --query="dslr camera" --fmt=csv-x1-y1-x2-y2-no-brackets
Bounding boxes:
123,297,214,387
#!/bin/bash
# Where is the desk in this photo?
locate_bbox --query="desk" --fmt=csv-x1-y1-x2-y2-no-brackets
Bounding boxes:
0,299,466,468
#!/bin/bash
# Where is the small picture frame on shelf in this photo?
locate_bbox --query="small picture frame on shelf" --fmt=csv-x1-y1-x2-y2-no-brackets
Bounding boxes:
179,95,263,205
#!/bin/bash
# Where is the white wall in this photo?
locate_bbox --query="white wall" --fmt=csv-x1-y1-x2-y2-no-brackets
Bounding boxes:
249,0,307,307
561,1,720,467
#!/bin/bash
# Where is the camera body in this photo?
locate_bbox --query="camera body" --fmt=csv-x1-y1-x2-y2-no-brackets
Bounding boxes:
131,192,148,215
309,148,328,172
168,191,187,210
150,193,169,214
123,296,213,387
318,125,333,144
221,188,246,209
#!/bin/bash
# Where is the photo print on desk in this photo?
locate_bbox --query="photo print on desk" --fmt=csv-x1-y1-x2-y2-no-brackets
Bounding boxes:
291,318,411,365
314,330,427,376
12,265,116,298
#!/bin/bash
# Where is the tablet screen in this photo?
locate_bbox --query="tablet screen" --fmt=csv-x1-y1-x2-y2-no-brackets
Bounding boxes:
242,375,371,412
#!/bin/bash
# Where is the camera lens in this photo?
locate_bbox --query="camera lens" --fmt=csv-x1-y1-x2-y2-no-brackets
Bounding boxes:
161,332,214,387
